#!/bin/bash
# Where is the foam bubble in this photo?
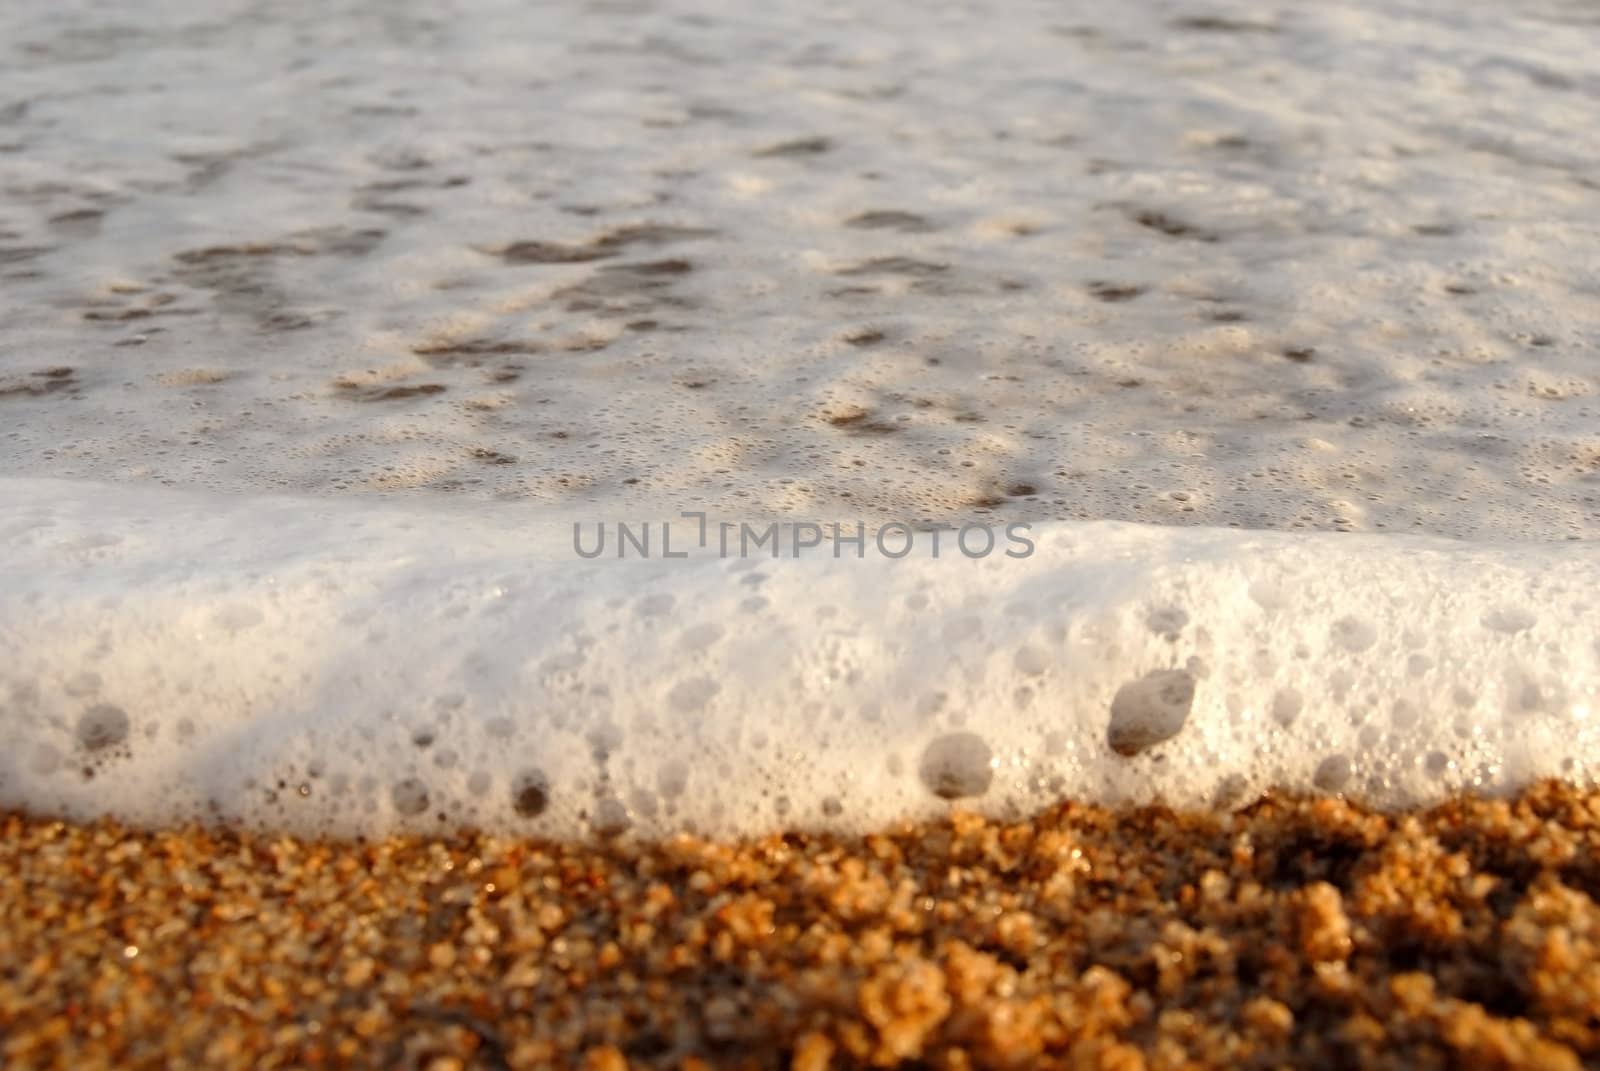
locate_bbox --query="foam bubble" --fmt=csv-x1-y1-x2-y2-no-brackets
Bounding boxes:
1107,671,1198,757
76,704,129,752
919,733,996,800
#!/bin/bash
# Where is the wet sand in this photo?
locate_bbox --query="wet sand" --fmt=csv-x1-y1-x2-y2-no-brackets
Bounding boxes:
4,782,1599,1070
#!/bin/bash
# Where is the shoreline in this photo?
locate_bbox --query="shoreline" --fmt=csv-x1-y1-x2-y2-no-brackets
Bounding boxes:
5,783,1599,1070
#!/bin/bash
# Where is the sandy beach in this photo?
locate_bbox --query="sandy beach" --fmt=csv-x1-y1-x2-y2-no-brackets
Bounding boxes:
5,782,1599,1069
4,2,1600,1067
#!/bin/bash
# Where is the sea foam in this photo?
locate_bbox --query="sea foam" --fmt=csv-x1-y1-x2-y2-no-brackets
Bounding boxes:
3,0,1599,837
2,478,1595,838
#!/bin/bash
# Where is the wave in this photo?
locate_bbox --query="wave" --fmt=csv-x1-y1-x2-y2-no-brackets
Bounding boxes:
1,478,1596,839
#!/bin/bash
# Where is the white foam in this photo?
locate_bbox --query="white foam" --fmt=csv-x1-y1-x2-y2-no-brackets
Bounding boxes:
2,478,1595,837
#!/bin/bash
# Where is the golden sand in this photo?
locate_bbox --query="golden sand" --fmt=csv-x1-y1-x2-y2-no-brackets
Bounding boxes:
4,782,1600,1070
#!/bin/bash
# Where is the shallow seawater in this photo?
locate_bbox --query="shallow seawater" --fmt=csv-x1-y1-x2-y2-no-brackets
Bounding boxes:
0,0,1597,837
